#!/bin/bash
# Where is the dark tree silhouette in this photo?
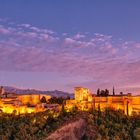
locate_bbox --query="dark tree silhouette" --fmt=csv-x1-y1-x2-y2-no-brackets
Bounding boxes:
97,89,109,96
100,90,105,96
97,88,100,96
40,96,47,103
105,89,109,96
66,95,70,100
48,96,65,105
113,86,115,95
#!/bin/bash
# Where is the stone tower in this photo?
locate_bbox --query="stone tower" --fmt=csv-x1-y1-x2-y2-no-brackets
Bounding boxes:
74,87,89,101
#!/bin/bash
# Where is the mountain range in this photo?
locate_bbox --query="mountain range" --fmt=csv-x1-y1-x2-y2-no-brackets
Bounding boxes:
3,86,74,98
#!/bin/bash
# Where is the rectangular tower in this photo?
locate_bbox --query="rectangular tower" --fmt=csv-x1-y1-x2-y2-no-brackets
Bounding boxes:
74,87,89,101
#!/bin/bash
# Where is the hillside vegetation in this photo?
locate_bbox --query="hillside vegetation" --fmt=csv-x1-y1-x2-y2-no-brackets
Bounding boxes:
0,108,140,140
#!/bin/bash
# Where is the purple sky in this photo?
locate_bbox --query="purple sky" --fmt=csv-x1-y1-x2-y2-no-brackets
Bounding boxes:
0,1,140,94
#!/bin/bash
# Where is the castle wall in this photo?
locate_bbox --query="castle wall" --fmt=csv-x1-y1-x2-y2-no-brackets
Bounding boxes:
66,87,140,115
17,94,51,105
0,94,51,114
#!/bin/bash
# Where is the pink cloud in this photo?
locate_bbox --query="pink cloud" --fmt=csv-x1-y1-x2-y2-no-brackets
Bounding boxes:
0,26,11,34
1,20,140,93
29,26,41,32
64,38,76,45
16,31,38,39
73,33,85,39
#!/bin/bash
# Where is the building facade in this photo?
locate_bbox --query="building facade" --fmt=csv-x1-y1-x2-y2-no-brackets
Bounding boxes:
0,89,51,114
66,87,140,115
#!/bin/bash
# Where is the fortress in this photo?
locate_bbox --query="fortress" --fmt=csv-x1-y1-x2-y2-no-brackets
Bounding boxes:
0,87,51,114
66,87,140,115
1,86,140,116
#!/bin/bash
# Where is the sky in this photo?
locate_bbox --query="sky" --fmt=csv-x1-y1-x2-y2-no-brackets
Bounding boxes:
0,0,140,94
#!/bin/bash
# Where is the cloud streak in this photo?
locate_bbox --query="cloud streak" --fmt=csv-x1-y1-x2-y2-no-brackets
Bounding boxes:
0,19,140,93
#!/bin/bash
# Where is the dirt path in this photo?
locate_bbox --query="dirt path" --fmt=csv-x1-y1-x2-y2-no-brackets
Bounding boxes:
45,118,86,140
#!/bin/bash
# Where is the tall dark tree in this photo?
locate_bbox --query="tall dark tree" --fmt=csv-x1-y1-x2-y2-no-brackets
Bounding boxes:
100,90,105,96
126,101,129,116
97,88,100,96
105,89,109,96
113,86,115,95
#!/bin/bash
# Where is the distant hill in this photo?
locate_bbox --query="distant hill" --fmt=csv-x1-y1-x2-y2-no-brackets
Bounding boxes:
3,86,74,98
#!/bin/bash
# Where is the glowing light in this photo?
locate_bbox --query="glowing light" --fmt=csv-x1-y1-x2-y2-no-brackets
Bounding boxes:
65,87,140,115
0,94,51,115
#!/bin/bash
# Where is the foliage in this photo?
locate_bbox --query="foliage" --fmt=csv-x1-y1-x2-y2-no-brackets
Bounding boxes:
40,96,47,103
85,108,140,140
0,106,77,140
97,88,109,96
113,86,115,95
1,106,140,140
48,96,66,104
